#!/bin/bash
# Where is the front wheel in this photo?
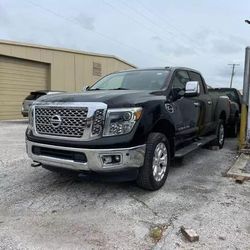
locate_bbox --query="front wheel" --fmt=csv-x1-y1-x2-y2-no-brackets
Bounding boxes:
212,120,225,149
136,133,170,191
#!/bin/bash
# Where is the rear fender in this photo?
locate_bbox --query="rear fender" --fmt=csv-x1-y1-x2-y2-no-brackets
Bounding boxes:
214,96,230,122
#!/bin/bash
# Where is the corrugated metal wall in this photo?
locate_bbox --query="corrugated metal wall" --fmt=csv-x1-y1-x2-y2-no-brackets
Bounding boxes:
0,56,49,120
0,41,135,91
0,40,135,120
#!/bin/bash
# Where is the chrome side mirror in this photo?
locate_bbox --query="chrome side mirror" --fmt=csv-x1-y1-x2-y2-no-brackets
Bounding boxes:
184,81,199,97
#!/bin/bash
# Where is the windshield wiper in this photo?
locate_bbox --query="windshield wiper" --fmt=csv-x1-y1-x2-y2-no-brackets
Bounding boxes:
87,88,102,91
87,87,129,91
110,87,129,90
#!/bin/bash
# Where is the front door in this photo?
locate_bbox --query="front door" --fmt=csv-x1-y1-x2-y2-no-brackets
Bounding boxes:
168,70,200,143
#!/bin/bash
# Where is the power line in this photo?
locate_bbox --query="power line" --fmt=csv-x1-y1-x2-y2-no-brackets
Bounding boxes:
102,0,182,48
118,0,186,47
103,0,154,32
228,63,240,88
136,0,203,52
118,0,200,54
24,0,168,64
141,1,243,57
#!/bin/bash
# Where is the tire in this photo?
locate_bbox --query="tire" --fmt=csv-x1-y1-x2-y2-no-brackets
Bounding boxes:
212,120,225,149
228,118,239,138
136,133,170,191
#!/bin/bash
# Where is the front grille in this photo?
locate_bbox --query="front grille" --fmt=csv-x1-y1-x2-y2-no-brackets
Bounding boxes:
35,106,88,138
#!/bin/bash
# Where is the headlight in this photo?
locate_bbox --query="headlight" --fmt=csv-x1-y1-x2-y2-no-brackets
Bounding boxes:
91,109,105,137
103,107,142,136
28,106,34,129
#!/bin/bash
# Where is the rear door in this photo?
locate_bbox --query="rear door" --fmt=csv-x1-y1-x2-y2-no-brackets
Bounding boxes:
188,71,213,134
169,70,200,142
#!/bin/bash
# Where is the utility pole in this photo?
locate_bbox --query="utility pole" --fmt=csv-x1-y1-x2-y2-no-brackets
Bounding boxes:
239,21,250,149
228,63,240,88
240,47,250,149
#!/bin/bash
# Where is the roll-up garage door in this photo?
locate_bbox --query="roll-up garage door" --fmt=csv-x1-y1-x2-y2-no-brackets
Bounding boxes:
0,56,49,120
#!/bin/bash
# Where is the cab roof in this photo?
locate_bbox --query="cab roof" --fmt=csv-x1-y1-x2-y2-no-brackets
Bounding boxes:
116,66,202,75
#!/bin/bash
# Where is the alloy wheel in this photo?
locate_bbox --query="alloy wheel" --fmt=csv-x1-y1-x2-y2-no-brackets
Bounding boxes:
152,142,168,182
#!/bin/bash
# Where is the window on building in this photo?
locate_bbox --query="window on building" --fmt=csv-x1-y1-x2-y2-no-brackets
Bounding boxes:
93,62,102,76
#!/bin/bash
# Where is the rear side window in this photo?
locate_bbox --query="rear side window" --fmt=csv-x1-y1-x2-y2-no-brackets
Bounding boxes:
25,93,45,100
209,89,239,103
172,70,190,90
189,71,205,94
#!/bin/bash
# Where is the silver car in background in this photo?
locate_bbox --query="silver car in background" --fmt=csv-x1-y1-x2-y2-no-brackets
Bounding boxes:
22,90,64,117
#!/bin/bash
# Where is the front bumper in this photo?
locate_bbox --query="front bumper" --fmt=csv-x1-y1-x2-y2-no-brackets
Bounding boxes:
26,140,146,173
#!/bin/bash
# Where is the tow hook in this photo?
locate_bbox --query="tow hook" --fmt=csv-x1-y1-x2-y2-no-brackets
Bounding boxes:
31,161,41,168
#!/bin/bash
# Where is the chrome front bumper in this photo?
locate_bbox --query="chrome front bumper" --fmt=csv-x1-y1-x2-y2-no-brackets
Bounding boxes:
26,140,146,172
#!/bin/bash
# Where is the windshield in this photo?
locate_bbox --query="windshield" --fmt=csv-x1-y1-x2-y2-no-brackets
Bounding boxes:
90,70,170,91
25,92,45,100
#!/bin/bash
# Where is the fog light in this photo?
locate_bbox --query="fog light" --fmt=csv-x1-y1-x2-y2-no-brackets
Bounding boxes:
114,155,121,162
102,155,112,164
101,154,122,165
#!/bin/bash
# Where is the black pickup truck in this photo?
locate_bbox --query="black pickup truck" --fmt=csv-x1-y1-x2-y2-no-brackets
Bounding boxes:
208,88,241,137
26,67,230,190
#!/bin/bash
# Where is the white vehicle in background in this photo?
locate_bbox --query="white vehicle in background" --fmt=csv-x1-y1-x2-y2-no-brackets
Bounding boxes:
22,90,64,117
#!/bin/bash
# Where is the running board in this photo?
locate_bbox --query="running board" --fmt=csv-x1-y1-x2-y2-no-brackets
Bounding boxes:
175,135,217,159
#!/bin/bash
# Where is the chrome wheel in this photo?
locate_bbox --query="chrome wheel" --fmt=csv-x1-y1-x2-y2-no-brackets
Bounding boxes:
219,124,224,145
152,142,168,182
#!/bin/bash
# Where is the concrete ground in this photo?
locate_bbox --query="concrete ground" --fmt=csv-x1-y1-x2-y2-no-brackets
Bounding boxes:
0,121,249,250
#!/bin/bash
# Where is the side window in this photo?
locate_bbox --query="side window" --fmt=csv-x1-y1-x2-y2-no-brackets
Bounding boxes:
189,71,205,94
171,70,190,97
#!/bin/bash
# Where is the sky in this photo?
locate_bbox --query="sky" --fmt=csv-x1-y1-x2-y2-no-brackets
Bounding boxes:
0,0,250,89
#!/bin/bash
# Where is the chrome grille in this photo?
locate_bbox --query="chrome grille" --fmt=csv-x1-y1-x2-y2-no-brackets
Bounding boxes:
35,106,88,138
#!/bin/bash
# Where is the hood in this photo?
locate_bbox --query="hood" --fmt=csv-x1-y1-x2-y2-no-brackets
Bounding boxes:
36,90,165,108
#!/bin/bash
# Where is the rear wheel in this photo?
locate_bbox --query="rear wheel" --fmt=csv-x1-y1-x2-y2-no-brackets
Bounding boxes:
228,117,239,138
136,133,170,191
212,120,225,149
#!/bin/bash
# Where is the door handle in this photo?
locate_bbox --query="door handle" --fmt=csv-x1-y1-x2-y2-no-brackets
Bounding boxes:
193,102,200,107
208,101,212,105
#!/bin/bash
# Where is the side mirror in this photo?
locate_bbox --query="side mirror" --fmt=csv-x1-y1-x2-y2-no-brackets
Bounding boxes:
83,85,90,91
184,81,199,97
